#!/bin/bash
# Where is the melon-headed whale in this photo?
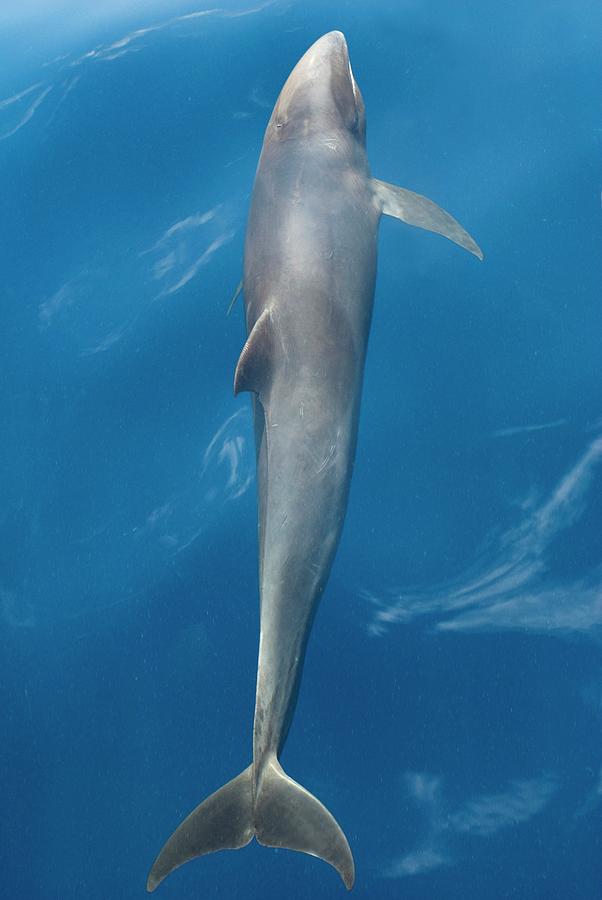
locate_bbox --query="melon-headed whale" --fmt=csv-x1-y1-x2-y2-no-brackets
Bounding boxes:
148,30,482,892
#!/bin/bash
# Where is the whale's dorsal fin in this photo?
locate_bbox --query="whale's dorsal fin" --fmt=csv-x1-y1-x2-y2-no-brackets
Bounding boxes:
372,178,483,260
234,307,273,396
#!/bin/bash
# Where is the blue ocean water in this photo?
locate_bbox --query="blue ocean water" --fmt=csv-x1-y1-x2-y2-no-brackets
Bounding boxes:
1,1,601,897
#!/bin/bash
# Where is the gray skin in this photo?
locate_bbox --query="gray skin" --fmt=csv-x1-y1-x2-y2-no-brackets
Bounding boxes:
240,30,378,776
147,30,481,894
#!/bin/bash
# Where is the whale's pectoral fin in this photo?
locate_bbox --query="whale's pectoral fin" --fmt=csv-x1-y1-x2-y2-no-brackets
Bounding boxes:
234,307,273,396
255,756,355,890
146,765,254,892
372,178,483,260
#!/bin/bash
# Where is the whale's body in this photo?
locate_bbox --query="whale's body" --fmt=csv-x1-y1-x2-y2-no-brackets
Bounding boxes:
148,31,481,892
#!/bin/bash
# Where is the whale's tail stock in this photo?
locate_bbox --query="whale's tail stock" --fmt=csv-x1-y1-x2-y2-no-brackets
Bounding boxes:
146,755,354,891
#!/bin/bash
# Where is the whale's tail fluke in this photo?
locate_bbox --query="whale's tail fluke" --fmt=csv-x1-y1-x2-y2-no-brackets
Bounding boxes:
254,756,355,889
146,765,254,892
146,757,355,892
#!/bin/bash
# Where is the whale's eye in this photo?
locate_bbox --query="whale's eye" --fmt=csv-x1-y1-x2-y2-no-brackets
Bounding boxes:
276,120,286,129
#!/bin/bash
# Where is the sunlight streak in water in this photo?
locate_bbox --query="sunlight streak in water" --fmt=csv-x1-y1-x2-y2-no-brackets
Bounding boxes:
0,0,276,142
136,408,254,557
365,433,602,637
383,771,557,878
38,271,90,327
63,1,277,67
158,231,235,297
0,81,45,109
141,206,235,298
0,84,53,140
492,418,567,438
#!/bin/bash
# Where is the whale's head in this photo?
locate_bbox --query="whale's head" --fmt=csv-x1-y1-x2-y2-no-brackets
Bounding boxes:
270,31,366,143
